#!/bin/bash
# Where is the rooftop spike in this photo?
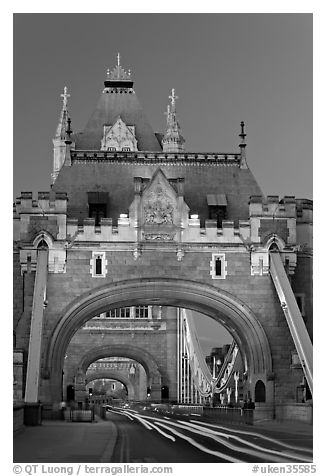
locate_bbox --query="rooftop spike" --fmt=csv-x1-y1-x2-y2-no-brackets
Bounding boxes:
55,86,70,140
239,121,248,169
162,88,185,153
239,121,247,146
60,86,70,109
65,116,73,144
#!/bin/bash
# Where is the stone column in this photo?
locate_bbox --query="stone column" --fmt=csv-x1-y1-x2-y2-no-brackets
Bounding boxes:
74,369,87,405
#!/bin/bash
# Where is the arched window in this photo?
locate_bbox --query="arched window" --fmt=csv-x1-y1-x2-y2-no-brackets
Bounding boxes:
269,242,279,252
255,380,266,402
37,239,48,250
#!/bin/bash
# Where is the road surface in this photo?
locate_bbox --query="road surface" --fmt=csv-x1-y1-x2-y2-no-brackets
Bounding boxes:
13,406,313,463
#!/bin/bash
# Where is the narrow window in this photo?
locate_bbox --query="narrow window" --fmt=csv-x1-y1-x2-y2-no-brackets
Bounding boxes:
95,256,102,275
215,257,222,276
90,251,107,278
210,253,227,279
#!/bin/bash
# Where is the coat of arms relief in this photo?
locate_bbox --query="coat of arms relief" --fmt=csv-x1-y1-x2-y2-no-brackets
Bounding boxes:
142,180,176,241
144,186,174,225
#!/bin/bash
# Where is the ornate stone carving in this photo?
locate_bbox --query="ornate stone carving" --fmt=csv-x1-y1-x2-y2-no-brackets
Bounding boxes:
101,116,138,151
143,233,175,241
143,186,174,225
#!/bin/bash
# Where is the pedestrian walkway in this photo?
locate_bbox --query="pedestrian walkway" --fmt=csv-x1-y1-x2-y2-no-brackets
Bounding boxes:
13,417,117,463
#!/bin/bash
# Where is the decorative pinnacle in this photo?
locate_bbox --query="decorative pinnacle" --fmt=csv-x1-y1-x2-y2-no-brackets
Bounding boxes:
60,86,70,109
239,121,247,148
169,88,178,108
65,116,73,144
106,53,132,81
164,104,171,123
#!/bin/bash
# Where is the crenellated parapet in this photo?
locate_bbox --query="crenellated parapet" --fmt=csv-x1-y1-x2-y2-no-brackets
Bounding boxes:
249,195,296,246
295,199,313,253
14,192,68,242
248,195,300,276
66,216,137,242
182,217,250,244
14,192,68,215
14,192,68,274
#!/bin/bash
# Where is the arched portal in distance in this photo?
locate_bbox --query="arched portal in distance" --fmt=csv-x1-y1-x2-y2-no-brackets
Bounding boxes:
86,371,135,400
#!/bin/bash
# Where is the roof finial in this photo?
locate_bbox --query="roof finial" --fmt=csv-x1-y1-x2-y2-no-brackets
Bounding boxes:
239,121,247,147
104,54,133,86
164,104,171,125
60,86,70,109
169,88,178,108
239,121,248,168
162,88,185,153
65,116,73,145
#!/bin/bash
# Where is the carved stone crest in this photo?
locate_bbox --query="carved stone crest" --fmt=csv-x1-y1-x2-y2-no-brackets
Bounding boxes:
143,186,174,225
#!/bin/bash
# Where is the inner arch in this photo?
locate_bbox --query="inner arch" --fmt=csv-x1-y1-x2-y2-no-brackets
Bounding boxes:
46,278,273,400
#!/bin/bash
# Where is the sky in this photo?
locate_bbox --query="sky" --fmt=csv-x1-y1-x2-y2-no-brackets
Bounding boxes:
13,13,312,201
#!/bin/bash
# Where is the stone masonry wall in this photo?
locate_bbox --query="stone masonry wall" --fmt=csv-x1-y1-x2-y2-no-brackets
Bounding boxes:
19,246,303,404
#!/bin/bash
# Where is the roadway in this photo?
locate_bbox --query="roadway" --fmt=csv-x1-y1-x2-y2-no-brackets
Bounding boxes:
107,406,312,463
13,406,313,464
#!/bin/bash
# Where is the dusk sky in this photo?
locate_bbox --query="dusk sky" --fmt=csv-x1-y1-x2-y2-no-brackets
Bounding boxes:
12,13,312,353
13,13,312,201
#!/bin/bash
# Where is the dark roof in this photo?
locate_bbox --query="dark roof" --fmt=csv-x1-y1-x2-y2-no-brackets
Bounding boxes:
73,89,162,152
53,159,263,225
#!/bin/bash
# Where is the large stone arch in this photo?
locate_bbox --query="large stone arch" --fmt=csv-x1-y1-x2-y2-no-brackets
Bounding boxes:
85,371,135,400
45,278,273,403
78,344,162,387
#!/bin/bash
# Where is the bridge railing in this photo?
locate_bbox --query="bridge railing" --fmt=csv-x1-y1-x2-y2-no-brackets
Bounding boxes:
203,406,254,425
64,408,95,422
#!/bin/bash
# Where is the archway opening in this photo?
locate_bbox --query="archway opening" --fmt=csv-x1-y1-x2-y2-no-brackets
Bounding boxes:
46,279,273,406
61,303,249,408
255,380,266,403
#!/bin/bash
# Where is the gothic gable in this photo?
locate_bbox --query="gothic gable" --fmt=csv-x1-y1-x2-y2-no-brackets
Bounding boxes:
129,168,189,242
100,116,138,151
142,170,176,226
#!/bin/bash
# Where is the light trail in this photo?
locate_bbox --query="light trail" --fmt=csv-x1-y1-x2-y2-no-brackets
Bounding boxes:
189,419,313,456
179,420,312,462
153,420,243,462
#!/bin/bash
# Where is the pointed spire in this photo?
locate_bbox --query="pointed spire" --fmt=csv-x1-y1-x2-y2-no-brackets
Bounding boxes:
55,86,70,140
239,121,248,168
52,88,73,184
162,88,185,153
